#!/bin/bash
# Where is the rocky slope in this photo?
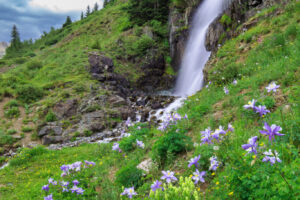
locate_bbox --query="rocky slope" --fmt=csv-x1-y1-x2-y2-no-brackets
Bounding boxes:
0,42,8,58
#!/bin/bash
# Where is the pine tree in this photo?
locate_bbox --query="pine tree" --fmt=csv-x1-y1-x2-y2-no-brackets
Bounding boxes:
81,12,84,20
10,25,21,50
104,0,109,7
86,5,91,17
93,3,99,12
62,16,72,28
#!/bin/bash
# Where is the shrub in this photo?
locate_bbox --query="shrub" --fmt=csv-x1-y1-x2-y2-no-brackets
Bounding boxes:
26,60,43,70
25,52,36,57
0,134,16,146
220,14,232,26
4,107,20,118
21,126,33,133
115,162,143,188
132,35,154,56
16,84,44,103
91,40,101,49
119,125,149,152
14,57,27,64
7,129,17,135
4,100,19,109
152,128,192,166
45,110,57,122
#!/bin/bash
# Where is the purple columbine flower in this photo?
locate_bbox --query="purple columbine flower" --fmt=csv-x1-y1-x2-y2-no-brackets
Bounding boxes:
266,82,280,93
161,170,178,183
262,149,281,165
151,180,163,192
259,122,284,142
233,79,238,85
125,118,133,127
227,123,234,132
60,164,69,172
121,187,137,199
184,114,188,119
243,99,257,110
173,113,182,121
209,156,219,171
70,161,82,172
44,194,53,200
212,126,226,140
48,178,57,186
84,160,95,167
73,180,79,186
242,136,258,154
224,87,229,95
71,186,84,195
188,155,201,168
255,105,270,117
192,169,206,184
136,139,145,149
60,181,69,192
201,128,213,144
112,143,122,152
42,184,49,192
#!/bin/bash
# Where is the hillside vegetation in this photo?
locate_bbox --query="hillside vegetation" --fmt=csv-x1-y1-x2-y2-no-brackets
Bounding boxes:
0,0,299,200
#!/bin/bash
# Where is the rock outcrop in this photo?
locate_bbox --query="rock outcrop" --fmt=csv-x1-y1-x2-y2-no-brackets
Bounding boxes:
0,42,9,59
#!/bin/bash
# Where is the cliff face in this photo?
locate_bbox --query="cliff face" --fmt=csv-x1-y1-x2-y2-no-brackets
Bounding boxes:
0,42,8,58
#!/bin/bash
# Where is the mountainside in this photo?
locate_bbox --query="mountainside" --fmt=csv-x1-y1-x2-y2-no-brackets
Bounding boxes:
0,0,299,199
0,42,8,58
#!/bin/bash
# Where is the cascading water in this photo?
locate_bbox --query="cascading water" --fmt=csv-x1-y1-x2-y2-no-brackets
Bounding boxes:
152,0,231,122
175,0,230,96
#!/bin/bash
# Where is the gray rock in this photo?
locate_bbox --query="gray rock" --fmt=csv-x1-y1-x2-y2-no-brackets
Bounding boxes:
42,136,64,145
38,124,63,137
88,52,114,75
53,99,78,119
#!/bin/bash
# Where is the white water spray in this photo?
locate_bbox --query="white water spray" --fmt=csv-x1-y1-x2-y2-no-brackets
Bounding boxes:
174,0,229,96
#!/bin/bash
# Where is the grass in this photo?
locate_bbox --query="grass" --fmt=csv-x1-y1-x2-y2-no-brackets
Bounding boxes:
0,0,299,200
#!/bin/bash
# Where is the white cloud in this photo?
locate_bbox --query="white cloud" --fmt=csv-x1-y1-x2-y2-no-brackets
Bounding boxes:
29,0,103,13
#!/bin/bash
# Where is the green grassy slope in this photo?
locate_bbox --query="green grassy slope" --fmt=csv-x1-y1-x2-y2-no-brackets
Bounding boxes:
0,0,299,200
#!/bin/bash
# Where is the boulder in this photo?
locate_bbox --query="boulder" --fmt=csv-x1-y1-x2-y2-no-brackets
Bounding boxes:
38,123,63,137
88,52,114,75
42,136,64,145
53,99,78,119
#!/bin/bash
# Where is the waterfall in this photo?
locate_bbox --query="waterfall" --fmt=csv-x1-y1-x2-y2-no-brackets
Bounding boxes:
174,0,230,96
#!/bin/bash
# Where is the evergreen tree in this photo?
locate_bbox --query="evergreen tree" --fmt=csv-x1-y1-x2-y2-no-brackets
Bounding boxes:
62,16,72,28
81,12,84,20
93,3,99,12
10,25,21,50
86,5,91,17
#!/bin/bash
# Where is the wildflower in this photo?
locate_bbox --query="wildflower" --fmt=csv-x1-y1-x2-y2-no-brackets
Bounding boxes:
243,99,257,110
161,170,178,183
188,155,201,168
61,181,69,192
42,184,49,192
201,127,213,144
242,136,258,154
213,146,219,151
216,181,219,185
71,185,84,195
137,126,141,130
209,156,219,171
73,180,79,186
266,82,280,93
84,160,95,167
224,87,229,95
151,180,163,192
255,105,270,117
212,126,226,140
44,194,53,200
125,118,133,127
184,114,188,119
48,178,57,185
227,123,234,132
262,149,281,165
233,80,238,85
228,191,234,196
259,122,284,142
121,187,137,199
112,143,122,152
70,161,82,172
136,140,145,149
192,169,206,184
60,165,69,172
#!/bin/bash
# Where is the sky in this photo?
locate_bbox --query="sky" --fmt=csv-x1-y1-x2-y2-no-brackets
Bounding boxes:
0,0,104,42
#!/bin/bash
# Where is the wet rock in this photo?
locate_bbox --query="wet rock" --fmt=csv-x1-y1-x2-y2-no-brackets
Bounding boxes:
53,99,78,119
38,123,63,137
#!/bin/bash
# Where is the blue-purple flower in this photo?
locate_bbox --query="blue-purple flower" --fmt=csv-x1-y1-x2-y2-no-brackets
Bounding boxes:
192,169,206,184
262,149,281,165
259,122,284,142
121,187,137,199
60,181,69,192
188,155,201,168
71,185,84,195
255,105,270,117
42,184,49,192
48,178,57,185
151,180,163,192
84,160,95,167
266,82,280,93
211,126,226,140
243,99,257,110
73,180,79,186
44,194,53,200
242,136,258,154
161,170,178,183
209,156,219,171
136,140,145,149
112,143,122,152
224,87,229,95
201,128,213,144
125,118,133,127
227,123,234,132
233,79,238,85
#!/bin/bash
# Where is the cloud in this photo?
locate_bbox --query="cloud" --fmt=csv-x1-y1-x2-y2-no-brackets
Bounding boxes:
0,0,103,42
